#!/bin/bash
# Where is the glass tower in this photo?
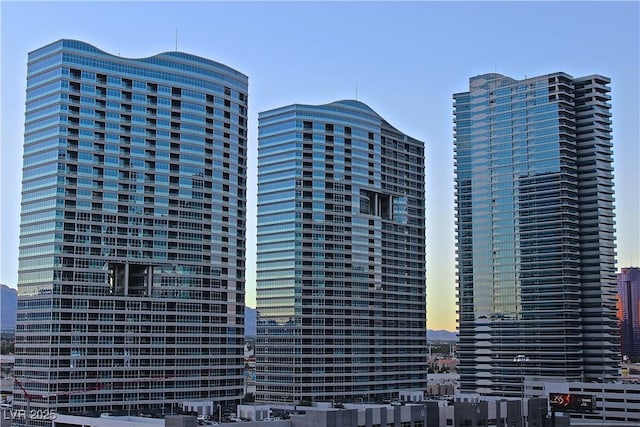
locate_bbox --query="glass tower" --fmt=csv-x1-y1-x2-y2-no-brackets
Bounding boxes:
255,100,427,404
14,39,248,419
454,73,618,396
618,267,640,362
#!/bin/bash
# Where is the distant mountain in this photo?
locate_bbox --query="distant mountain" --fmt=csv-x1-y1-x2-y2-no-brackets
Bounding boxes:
427,329,458,342
1,285,17,332
243,306,454,342
245,306,256,337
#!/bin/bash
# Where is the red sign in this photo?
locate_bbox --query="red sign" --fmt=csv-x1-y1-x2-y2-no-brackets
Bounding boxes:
549,393,595,413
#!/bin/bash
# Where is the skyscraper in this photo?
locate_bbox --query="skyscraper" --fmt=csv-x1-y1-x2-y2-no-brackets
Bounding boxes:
14,39,248,419
454,73,619,396
618,267,640,362
255,100,427,404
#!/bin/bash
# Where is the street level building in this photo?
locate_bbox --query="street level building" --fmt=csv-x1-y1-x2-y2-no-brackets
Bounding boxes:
454,73,619,396
255,100,427,403
527,379,640,426
14,39,248,422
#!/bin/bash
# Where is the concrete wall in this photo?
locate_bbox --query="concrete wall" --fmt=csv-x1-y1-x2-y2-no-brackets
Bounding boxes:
237,404,271,421
52,414,165,427
232,420,290,427
165,415,197,427
291,410,358,427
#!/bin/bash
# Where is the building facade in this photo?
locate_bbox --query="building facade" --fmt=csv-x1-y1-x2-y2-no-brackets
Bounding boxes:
453,73,618,396
255,100,427,403
527,379,640,426
14,39,248,420
618,267,640,362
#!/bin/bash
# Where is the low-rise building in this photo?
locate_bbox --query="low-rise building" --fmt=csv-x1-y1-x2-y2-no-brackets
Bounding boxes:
0,355,14,402
448,395,548,427
527,379,640,426
238,402,428,427
52,413,168,427
41,397,555,427
427,373,459,399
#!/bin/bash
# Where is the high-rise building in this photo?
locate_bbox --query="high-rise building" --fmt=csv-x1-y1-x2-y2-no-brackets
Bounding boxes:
453,73,619,396
618,267,640,362
14,39,248,420
255,100,427,404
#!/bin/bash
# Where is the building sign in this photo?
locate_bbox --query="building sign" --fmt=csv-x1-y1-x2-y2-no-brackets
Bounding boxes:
549,393,595,413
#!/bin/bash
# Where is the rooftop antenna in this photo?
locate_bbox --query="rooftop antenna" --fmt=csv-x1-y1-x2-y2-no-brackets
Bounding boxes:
355,80,358,100
175,28,178,51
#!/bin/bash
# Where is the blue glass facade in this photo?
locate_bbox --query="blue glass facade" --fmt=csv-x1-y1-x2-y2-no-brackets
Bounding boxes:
15,39,248,419
255,100,427,403
618,267,640,362
454,73,618,396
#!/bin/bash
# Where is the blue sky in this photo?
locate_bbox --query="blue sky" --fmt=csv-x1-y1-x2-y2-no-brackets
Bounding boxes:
1,1,638,331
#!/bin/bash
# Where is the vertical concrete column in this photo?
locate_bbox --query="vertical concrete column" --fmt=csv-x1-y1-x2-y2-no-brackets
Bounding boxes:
147,265,153,295
124,262,129,295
